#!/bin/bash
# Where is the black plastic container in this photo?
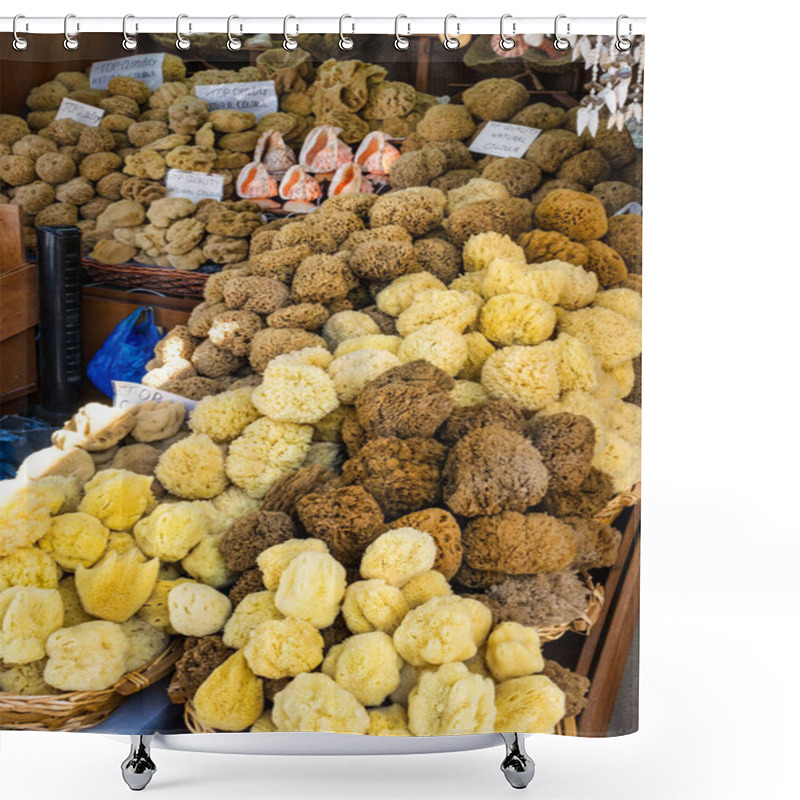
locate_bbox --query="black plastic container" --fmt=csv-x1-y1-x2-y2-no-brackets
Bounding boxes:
36,225,83,416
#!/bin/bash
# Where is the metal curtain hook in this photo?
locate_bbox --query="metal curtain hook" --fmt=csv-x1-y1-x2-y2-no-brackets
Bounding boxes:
616,15,632,51
12,14,28,51
283,15,298,50
394,15,410,50
227,15,242,51
339,15,355,50
122,15,137,51
443,14,460,50
499,14,515,51
64,14,79,50
176,14,191,50
553,14,570,51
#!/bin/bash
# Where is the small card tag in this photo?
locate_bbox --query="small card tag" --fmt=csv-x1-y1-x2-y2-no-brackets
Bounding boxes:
55,98,105,127
469,122,542,158
90,53,166,92
194,81,279,120
112,380,196,412
166,169,225,204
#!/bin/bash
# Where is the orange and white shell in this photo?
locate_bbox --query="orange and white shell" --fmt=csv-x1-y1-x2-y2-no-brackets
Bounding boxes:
236,161,278,201
299,125,353,173
329,163,373,196
354,131,401,176
259,129,296,174
279,165,323,202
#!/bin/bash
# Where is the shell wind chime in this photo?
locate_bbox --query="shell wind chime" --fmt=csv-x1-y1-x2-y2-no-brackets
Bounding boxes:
573,35,644,137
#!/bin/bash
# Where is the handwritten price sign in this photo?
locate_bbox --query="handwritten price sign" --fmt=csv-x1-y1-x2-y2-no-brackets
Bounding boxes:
112,381,197,412
469,122,542,158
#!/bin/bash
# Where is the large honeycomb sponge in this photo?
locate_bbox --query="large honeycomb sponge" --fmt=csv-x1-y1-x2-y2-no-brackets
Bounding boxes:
192,650,264,731
44,620,131,691
75,549,159,622
407,662,496,736
37,512,109,571
155,434,228,499
272,672,369,734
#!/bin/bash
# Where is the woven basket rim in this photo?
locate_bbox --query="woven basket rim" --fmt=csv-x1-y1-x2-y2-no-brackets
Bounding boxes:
0,638,183,729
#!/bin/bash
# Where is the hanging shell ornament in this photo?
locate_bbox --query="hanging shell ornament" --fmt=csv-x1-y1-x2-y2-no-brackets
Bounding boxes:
354,131,400,177
329,163,373,197
279,164,323,210
236,131,279,207
299,125,353,176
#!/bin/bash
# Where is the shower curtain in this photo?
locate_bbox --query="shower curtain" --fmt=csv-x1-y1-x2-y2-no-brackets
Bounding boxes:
0,22,642,740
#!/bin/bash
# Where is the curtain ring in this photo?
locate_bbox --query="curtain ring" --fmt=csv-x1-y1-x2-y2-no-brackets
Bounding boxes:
553,14,570,51
443,14,460,50
63,14,79,50
394,15,410,50
283,15,298,51
339,15,355,50
615,15,632,51
176,14,191,50
12,15,28,51
122,15,138,51
499,14,515,51
227,15,242,51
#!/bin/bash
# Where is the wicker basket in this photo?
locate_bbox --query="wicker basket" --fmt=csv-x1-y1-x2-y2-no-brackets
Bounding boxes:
82,258,213,299
0,639,183,732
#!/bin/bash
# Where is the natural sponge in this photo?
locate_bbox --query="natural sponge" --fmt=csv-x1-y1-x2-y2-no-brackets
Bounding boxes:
272,672,369,734
407,662,495,735
78,469,154,530
494,674,565,733
297,486,384,566
133,501,211,561
43,621,131,691
383,508,463,580
528,412,595,492
485,621,545,682
37,512,109,571
75,550,159,622
360,528,437,588
274,549,346,628
481,344,561,412
534,188,608,241
442,425,549,517
243,617,324,678
155,434,228,499
463,79,528,121
322,631,402,706
168,581,232,637
192,650,264,732
0,587,64,664
251,361,339,425
463,512,576,574
341,579,409,634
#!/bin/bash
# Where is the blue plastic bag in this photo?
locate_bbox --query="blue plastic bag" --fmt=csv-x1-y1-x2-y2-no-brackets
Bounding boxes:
87,307,161,398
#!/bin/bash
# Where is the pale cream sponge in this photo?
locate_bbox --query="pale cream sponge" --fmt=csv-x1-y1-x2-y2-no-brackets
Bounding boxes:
360,528,437,587
167,581,232,636
274,550,346,628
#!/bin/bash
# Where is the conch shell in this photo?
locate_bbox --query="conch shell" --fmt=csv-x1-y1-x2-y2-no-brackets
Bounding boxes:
354,131,401,176
279,165,322,203
299,125,353,174
235,129,280,204
329,163,373,196
260,128,296,175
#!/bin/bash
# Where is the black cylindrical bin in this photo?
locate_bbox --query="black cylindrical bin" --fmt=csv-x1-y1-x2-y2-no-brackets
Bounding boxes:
36,225,83,415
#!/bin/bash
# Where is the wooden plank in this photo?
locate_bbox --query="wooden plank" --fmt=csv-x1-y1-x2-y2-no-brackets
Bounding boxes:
0,205,25,275
577,537,640,736
415,36,432,93
574,504,640,678
0,327,37,402
0,262,38,341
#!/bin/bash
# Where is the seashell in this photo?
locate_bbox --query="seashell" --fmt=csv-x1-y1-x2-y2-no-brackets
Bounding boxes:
263,130,297,175
283,200,318,214
299,125,353,173
279,164,323,202
354,131,401,176
236,161,278,201
329,163,373,197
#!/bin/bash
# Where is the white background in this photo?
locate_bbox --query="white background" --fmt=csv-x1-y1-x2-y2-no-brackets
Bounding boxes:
2,1,799,798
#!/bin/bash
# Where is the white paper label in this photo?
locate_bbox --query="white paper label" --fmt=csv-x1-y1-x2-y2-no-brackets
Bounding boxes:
166,169,225,204
55,98,105,127
194,81,279,120
469,122,542,158
112,380,196,412
90,53,166,92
